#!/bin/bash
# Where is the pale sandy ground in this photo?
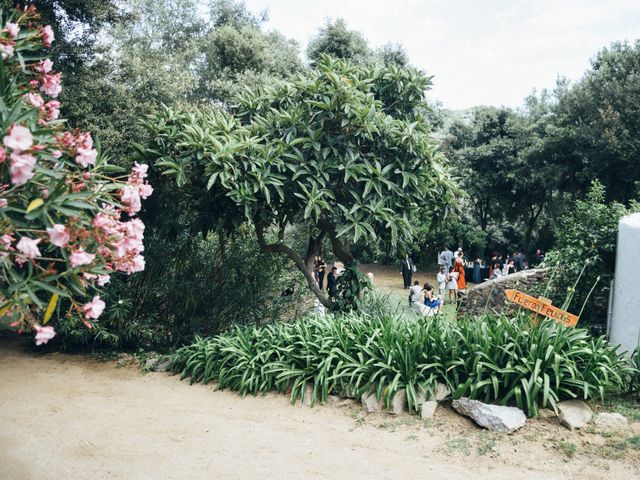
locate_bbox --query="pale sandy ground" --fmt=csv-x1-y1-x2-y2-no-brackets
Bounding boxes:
1,337,639,480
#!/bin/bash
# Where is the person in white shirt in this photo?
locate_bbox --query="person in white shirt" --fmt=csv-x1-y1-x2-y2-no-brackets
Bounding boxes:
492,263,503,279
447,266,459,303
436,266,447,298
409,280,423,304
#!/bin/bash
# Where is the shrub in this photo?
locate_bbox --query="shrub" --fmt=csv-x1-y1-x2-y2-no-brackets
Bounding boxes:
54,228,308,350
544,181,639,331
0,7,150,344
171,311,632,417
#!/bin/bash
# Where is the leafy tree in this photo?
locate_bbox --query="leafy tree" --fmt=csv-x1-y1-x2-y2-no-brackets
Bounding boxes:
142,56,459,308
307,18,371,65
553,41,640,203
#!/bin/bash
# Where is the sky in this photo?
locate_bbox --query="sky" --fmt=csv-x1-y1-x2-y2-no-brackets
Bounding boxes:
242,0,640,110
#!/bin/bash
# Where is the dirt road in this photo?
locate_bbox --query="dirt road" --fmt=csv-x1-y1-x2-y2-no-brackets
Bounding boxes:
2,338,638,479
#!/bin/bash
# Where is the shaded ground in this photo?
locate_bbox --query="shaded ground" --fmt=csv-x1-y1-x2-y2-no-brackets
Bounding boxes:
1,337,639,480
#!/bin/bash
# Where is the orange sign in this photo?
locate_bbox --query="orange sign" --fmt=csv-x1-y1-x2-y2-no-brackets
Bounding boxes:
504,289,579,327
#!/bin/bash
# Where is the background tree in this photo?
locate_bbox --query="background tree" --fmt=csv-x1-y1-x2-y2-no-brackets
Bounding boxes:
143,56,459,308
307,18,371,65
552,40,640,203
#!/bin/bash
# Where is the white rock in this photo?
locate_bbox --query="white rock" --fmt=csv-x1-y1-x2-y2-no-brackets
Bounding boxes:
302,382,314,407
434,383,451,401
389,389,407,415
452,398,526,433
144,358,159,370
558,400,593,430
154,360,171,372
594,412,628,431
361,391,383,413
416,383,452,405
421,401,438,419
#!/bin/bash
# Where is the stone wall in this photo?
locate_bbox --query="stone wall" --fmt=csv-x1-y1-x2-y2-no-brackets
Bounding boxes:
457,269,550,318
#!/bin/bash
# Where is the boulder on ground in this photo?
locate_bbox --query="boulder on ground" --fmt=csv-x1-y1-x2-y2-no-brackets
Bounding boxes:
416,383,451,405
390,389,407,414
302,382,315,407
361,391,383,413
594,412,628,431
421,401,437,419
154,360,172,372
452,398,526,433
144,357,159,370
116,353,134,367
558,400,592,430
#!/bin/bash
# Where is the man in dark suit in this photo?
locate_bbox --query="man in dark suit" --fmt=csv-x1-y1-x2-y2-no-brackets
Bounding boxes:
327,267,338,298
400,254,415,289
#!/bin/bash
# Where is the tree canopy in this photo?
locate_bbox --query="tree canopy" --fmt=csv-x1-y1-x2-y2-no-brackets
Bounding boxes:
141,56,458,307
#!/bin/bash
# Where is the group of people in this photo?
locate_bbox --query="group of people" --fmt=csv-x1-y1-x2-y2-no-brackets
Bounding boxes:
403,245,546,316
488,249,544,279
313,256,339,298
402,247,468,316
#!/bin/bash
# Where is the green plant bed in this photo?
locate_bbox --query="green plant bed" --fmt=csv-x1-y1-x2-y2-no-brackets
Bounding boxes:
170,312,633,417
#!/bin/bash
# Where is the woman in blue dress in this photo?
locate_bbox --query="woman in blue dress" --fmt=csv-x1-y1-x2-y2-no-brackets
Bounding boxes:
473,257,482,284
423,283,443,314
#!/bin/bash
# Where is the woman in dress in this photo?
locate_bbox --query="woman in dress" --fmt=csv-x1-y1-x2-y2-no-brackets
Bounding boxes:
423,283,442,314
454,257,466,291
447,266,459,303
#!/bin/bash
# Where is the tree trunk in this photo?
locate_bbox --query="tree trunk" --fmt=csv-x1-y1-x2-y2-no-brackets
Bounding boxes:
255,223,333,309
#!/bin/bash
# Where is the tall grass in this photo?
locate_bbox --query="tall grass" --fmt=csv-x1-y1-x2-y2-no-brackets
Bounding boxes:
171,311,632,417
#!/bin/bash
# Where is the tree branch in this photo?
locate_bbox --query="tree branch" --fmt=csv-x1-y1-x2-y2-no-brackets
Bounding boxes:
255,223,333,309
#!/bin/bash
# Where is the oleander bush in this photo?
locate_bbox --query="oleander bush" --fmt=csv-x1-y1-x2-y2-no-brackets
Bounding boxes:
171,310,633,417
0,7,151,345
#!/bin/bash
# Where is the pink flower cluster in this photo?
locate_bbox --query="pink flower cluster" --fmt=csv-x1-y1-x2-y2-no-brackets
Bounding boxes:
56,130,98,168
120,162,153,214
93,210,146,274
3,124,36,185
0,11,151,346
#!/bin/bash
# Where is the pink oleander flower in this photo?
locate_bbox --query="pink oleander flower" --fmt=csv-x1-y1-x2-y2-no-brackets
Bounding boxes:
34,59,53,74
34,324,56,345
0,43,14,59
42,100,60,121
120,185,141,214
51,149,62,159
97,274,110,286
9,152,36,185
25,92,45,107
0,199,7,208
46,224,69,247
16,236,41,259
3,124,33,151
41,25,54,47
83,295,105,319
130,254,145,272
40,72,61,98
138,183,153,199
5,22,19,39
0,146,5,163
70,248,95,267
75,147,97,168
133,162,148,178
0,233,14,257
77,132,93,150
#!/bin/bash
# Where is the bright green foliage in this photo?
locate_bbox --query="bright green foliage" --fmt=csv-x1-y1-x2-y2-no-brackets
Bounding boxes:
545,181,639,329
553,40,640,203
171,311,631,417
143,56,458,307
